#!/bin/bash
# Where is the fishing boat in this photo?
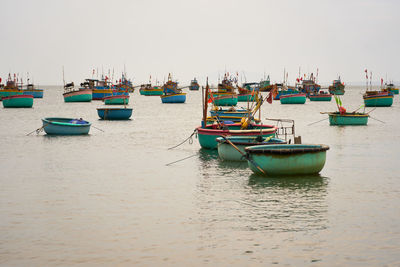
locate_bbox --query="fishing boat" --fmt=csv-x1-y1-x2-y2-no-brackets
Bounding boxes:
209,107,252,123
139,84,163,96
160,74,186,103
328,78,345,95
113,73,134,93
103,94,129,105
271,84,299,100
189,78,200,90
280,93,306,104
82,78,113,100
298,74,321,96
245,144,329,176
327,112,369,126
384,82,399,95
258,75,271,91
309,90,332,101
0,74,23,100
97,107,133,120
209,74,238,106
237,84,257,102
2,95,33,108
42,117,91,135
63,82,92,102
22,83,44,98
363,91,393,107
216,136,286,161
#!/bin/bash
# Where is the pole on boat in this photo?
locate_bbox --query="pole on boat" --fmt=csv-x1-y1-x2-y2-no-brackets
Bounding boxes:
62,66,65,87
202,77,209,128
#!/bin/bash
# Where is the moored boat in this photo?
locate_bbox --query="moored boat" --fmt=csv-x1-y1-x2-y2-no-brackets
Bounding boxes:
2,95,33,108
245,144,329,176
216,136,286,161
23,84,44,98
328,112,369,126
209,74,238,106
63,82,92,102
384,82,399,95
160,74,186,103
189,78,200,90
161,93,186,103
0,74,23,100
309,90,332,101
363,91,393,107
139,84,163,95
97,107,133,120
103,94,129,105
42,117,91,135
280,93,306,104
328,78,345,95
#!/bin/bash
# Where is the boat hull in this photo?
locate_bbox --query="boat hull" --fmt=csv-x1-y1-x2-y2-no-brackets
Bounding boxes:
237,93,255,102
363,95,393,107
211,93,238,106
280,94,306,104
161,93,186,103
0,89,23,100
197,124,277,149
97,108,133,120
92,89,113,100
2,95,33,108
23,89,44,98
309,95,332,101
217,136,286,161
389,88,399,95
246,144,329,176
140,89,163,96
103,95,130,105
42,117,91,135
189,85,199,90
328,113,369,125
63,89,92,102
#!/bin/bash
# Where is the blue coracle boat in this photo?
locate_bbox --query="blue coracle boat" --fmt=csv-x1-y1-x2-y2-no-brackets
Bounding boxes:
42,117,91,135
97,107,133,120
160,93,186,103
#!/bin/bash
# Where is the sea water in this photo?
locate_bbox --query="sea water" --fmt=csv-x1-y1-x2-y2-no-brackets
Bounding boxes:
0,86,399,266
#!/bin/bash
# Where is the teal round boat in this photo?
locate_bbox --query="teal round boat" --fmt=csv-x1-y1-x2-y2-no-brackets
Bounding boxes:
245,144,329,176
63,88,92,102
328,112,369,126
2,95,33,108
280,93,306,104
216,136,286,161
42,117,91,135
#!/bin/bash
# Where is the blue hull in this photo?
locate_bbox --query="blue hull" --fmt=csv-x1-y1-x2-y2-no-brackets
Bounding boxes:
92,92,112,100
42,118,91,135
97,108,133,120
23,90,43,98
161,94,186,103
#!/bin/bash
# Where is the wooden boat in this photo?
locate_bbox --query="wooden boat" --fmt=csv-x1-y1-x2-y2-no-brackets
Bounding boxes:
216,136,286,161
209,74,238,106
82,78,113,100
113,73,134,93
63,82,92,102
363,91,393,107
271,84,299,100
245,144,329,176
298,75,321,96
0,75,23,100
42,117,91,135
197,123,277,149
139,84,163,96
103,94,129,105
23,84,44,98
2,95,33,108
258,76,271,91
97,107,132,120
328,78,345,95
280,93,306,104
309,90,332,101
209,107,252,122
385,83,399,95
328,112,369,126
160,74,186,103
189,78,199,90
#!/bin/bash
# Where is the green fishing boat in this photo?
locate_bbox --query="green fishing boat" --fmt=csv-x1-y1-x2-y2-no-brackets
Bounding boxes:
0,75,23,100
2,95,33,108
245,144,329,176
328,112,369,126
363,91,393,107
328,78,345,95
280,93,306,104
139,84,163,96
103,95,129,105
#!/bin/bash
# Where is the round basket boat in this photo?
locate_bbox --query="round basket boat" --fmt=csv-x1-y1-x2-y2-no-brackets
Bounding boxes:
42,117,91,135
245,144,329,176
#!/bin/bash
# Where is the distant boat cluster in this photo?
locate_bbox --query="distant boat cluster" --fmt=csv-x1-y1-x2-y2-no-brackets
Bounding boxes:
1,70,398,176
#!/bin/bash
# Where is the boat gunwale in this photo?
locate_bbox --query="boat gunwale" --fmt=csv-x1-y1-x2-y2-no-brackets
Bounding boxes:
216,137,286,146
279,93,306,99
42,117,91,127
2,94,34,100
328,112,369,118
197,124,277,135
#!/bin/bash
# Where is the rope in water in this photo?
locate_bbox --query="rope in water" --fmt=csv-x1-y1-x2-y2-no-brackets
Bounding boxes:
167,129,197,150
165,154,197,166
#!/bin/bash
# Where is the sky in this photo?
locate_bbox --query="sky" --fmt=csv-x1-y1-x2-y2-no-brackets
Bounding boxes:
1,0,399,86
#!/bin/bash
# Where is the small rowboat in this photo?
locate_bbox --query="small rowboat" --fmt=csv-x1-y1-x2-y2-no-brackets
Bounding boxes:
280,93,306,104
197,123,277,149
42,117,91,135
160,93,186,103
97,107,133,120
2,95,33,108
245,144,329,176
328,112,369,126
103,95,129,105
216,136,286,161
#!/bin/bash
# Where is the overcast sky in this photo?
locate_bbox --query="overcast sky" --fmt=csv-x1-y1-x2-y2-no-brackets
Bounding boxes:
1,0,399,86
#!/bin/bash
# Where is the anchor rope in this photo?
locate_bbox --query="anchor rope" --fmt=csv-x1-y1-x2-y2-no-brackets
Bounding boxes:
168,129,197,150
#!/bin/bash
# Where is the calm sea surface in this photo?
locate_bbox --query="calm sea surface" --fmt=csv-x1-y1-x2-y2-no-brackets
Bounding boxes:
0,86,399,266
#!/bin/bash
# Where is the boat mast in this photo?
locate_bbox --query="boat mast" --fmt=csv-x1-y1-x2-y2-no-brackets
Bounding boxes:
62,66,65,87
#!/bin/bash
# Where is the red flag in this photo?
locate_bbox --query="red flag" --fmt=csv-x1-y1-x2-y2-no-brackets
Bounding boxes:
381,78,383,86
0,78,2,83
266,92,272,104
207,88,215,104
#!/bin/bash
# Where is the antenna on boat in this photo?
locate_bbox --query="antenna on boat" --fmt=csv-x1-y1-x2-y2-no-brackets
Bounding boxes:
370,71,372,91
62,66,65,87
